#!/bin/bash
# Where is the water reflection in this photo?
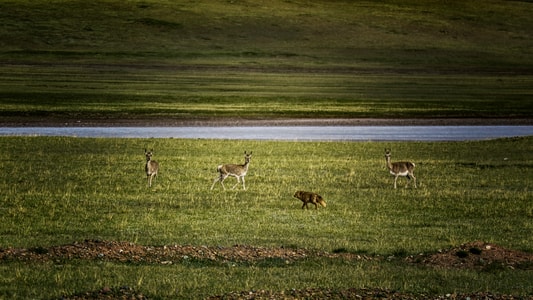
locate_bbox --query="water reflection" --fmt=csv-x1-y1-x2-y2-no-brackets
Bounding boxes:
1,126,532,141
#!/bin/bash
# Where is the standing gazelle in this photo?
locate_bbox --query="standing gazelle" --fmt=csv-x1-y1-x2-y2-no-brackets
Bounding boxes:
384,149,416,189
145,149,159,187
211,151,252,190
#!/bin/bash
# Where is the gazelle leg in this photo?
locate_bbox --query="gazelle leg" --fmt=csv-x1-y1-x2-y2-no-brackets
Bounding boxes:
220,175,228,190
231,177,240,190
412,173,417,188
221,175,228,190
148,175,153,187
211,174,227,190
210,178,217,190
241,177,246,190
394,176,398,189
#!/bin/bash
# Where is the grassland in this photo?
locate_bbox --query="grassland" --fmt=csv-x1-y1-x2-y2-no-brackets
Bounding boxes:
0,136,532,298
1,0,532,123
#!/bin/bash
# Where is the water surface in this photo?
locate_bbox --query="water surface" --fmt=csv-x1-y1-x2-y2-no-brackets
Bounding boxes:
1,126,532,141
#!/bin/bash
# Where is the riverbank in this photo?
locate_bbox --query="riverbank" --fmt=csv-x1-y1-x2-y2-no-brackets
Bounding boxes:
2,117,532,127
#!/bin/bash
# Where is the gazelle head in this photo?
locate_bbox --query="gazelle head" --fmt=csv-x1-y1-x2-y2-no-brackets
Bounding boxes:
244,151,252,163
145,149,154,162
384,148,391,158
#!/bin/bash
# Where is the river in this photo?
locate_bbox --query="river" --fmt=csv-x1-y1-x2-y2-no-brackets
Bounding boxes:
1,126,532,141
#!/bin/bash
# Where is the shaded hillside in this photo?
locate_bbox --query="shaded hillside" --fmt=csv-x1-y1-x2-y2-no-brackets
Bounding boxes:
0,0,531,69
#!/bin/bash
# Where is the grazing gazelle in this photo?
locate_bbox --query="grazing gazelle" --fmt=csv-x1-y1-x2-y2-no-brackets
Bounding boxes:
145,149,159,187
384,149,416,189
211,151,252,190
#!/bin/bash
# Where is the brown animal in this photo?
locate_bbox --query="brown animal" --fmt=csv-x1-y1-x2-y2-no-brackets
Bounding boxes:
384,148,416,189
145,149,159,187
293,191,327,209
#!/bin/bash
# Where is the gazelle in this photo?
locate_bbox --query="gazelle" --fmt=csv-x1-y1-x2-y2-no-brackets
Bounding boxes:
145,149,159,187
384,149,416,189
211,151,252,190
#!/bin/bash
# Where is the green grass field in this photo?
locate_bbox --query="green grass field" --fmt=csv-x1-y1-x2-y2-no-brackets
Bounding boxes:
0,136,532,298
1,0,532,122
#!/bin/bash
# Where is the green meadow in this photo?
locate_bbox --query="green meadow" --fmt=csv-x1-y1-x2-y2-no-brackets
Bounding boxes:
1,136,532,298
1,0,532,122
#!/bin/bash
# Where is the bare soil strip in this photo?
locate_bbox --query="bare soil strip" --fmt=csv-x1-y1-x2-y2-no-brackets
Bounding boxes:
2,240,531,269
64,286,532,300
2,240,532,299
0,239,374,264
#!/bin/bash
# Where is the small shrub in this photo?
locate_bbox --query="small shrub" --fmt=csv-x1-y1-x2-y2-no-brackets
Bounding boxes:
456,250,469,258
392,248,409,257
469,247,482,255
332,248,350,254
29,246,48,255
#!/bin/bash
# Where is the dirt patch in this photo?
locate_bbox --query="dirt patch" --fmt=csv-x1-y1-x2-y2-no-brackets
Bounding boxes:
2,240,532,299
2,240,530,269
407,241,533,271
207,289,531,300
56,287,531,300
0,239,374,264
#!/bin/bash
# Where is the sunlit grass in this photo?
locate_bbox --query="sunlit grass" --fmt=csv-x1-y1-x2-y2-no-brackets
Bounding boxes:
2,136,531,252
1,67,532,120
2,259,533,299
1,136,532,298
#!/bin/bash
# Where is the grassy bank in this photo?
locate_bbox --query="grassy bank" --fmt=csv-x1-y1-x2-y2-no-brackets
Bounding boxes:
0,136,532,298
2,66,532,122
1,0,532,122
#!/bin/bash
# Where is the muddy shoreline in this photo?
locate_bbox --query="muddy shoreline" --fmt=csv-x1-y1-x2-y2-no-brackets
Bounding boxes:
2,117,532,127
